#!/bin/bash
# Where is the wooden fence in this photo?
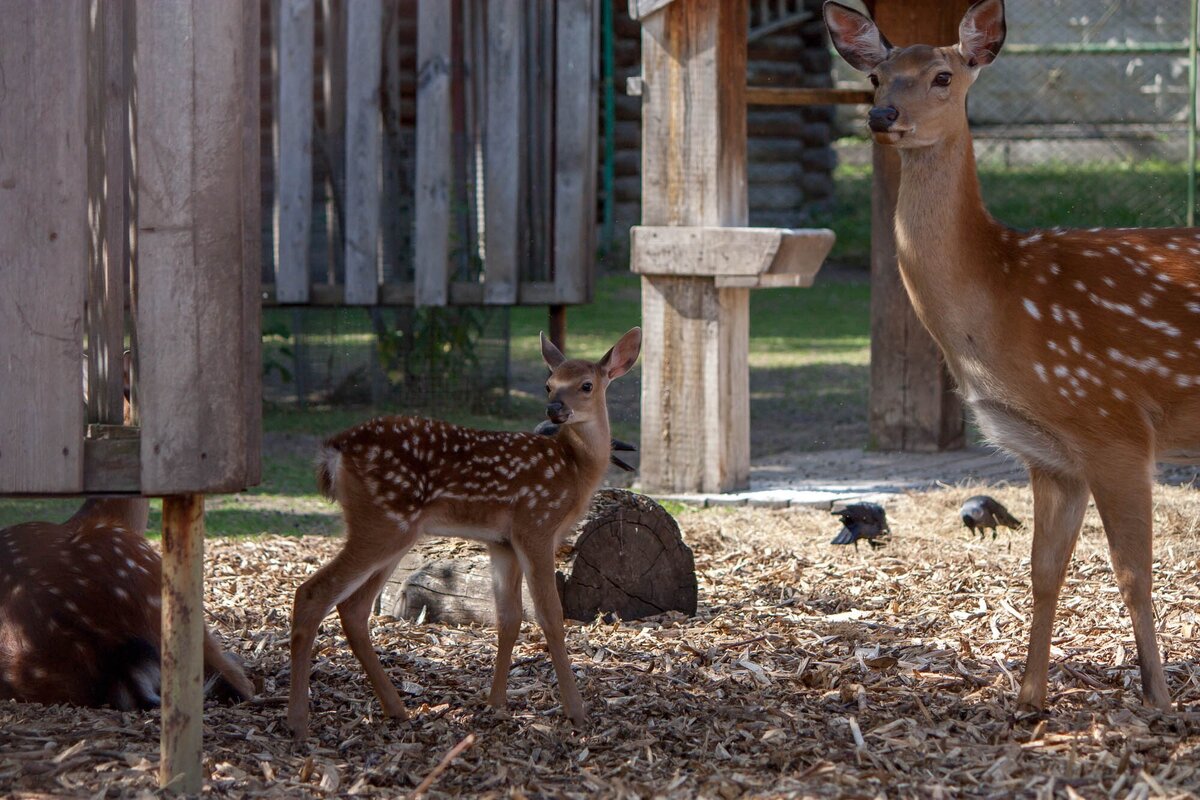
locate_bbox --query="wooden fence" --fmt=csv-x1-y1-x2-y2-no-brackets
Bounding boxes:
266,0,598,307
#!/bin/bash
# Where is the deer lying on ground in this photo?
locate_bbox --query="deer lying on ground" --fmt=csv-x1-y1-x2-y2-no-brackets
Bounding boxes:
288,328,642,738
0,369,254,708
825,0,1200,711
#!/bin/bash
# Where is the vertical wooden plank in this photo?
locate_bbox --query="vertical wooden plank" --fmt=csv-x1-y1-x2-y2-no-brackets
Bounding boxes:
414,0,452,306
0,0,88,493
243,0,264,485
553,0,598,304
484,0,525,304
274,0,314,303
867,0,967,451
322,0,348,285
343,0,383,304
86,0,128,426
637,0,750,494
138,0,251,493
159,494,205,794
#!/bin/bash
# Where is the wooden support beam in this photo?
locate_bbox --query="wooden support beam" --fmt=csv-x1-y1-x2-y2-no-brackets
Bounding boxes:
484,0,525,305
0,0,88,494
746,86,874,106
274,0,314,303
414,0,453,307
867,0,969,451
343,0,383,304
159,494,205,794
638,0,750,494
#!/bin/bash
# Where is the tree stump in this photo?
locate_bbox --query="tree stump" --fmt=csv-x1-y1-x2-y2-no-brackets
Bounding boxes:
377,489,696,624
562,489,697,621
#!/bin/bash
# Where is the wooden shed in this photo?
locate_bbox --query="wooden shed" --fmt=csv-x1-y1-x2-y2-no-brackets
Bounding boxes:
0,1,260,791
627,0,971,494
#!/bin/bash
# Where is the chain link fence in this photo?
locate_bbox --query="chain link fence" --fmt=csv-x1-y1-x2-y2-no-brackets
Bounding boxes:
823,0,1198,266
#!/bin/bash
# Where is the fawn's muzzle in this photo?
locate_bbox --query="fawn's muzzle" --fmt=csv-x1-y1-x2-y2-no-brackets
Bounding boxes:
868,105,900,132
546,401,570,424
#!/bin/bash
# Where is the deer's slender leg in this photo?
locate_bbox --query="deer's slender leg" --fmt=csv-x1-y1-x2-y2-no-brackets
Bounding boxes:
518,543,586,725
486,541,524,710
1087,458,1172,709
1017,467,1088,710
336,557,410,720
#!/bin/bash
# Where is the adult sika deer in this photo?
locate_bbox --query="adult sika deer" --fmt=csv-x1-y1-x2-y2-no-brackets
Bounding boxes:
288,328,642,738
826,0,1200,711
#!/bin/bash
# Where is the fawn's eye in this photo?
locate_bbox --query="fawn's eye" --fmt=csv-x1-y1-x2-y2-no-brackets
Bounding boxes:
545,383,551,394
868,74,879,88
933,72,952,87
581,381,593,393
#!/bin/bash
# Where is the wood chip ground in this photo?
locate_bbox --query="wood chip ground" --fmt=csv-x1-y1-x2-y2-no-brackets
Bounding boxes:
5,483,1200,798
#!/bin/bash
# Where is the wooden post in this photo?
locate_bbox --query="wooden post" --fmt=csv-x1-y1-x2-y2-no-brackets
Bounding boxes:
275,0,314,303
549,304,567,352
343,0,383,304
637,0,750,494
484,0,525,304
160,494,205,794
866,0,970,451
415,0,453,306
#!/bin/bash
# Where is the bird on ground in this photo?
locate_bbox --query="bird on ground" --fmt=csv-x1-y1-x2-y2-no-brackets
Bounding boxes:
959,495,1022,540
533,418,637,472
830,501,890,550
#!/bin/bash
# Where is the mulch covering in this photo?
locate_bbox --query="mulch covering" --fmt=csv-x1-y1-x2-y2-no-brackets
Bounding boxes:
5,483,1200,798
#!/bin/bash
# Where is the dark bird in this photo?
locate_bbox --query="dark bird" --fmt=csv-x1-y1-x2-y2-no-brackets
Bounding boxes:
830,501,890,550
960,495,1022,540
533,419,637,472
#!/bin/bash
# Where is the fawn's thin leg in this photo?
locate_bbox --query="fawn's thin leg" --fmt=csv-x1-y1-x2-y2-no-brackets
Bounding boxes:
1017,467,1088,710
519,544,586,725
1088,460,1172,709
487,542,524,710
288,552,381,738
337,560,408,720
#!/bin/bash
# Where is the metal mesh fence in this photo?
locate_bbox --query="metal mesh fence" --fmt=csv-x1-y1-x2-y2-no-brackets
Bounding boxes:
263,306,512,412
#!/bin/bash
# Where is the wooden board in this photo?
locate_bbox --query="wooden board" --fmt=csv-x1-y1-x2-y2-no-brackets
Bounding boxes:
137,0,256,494
0,1,88,494
274,0,314,303
483,0,525,305
867,0,968,451
414,0,453,307
552,0,598,305
241,0,264,487
342,0,383,304
630,226,833,282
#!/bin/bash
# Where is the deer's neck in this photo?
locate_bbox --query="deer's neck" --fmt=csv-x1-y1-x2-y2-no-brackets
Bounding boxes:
894,126,1007,346
67,496,151,534
556,413,612,494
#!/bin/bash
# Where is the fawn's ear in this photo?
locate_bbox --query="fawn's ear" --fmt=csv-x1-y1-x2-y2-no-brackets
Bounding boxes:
540,332,567,370
823,2,891,73
599,327,642,381
958,0,1006,69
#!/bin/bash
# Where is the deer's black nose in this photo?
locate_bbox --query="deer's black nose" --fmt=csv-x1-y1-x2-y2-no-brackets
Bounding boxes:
868,105,899,132
546,401,570,424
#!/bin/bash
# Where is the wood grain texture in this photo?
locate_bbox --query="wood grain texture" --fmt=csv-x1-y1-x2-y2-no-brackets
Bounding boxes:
745,86,874,106
867,0,968,451
342,0,383,304
137,0,255,493
414,0,453,307
381,555,540,626
241,0,264,487
553,0,599,304
0,0,88,494
273,0,314,303
483,0,525,305
630,226,833,282
159,494,204,794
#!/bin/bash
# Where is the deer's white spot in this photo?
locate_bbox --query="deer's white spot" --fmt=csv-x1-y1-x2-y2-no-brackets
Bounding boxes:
1103,276,1116,288
1073,280,1087,293
1049,263,1061,276
1033,363,1049,383
1023,299,1042,320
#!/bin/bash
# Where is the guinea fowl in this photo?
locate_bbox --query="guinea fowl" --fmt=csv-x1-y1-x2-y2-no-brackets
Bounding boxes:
534,418,637,472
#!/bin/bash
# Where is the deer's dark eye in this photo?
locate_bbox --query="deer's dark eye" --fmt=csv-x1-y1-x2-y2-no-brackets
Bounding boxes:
581,381,593,393
868,74,879,88
933,72,952,87
545,383,551,394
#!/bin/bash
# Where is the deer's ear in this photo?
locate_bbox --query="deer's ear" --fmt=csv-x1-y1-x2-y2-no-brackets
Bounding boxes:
540,332,567,370
599,327,642,381
958,0,1006,68
823,2,891,73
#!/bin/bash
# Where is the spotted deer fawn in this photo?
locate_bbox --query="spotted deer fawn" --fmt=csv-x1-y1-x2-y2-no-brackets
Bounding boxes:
288,328,642,738
826,0,1200,711
0,358,254,708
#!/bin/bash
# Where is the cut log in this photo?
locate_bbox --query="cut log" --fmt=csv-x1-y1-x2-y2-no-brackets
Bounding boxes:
377,490,696,625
